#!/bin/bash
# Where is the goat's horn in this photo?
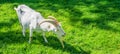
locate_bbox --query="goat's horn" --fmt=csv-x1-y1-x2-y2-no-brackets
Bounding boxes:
39,19,58,27
48,16,58,22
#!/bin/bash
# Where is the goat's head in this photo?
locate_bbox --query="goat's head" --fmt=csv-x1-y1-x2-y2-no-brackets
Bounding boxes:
48,16,66,37
39,16,66,37
55,22,66,37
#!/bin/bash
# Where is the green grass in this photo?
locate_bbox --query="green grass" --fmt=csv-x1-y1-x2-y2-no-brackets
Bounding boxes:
0,0,120,54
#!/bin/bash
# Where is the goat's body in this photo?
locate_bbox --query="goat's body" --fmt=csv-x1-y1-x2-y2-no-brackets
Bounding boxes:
21,11,44,36
15,5,45,43
15,5,44,37
21,11,44,29
15,4,44,28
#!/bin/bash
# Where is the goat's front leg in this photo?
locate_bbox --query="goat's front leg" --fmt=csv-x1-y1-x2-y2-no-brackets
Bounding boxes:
42,32,48,43
29,26,33,44
57,36,64,48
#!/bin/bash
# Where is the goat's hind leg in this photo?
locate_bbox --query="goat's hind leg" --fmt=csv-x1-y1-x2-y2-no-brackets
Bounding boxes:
22,26,26,37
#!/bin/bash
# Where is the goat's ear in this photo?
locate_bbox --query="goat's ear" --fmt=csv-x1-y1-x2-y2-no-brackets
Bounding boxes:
14,7,17,10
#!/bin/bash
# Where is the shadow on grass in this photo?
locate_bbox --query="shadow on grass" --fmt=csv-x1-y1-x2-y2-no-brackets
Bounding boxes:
0,31,28,45
0,18,18,29
0,1,88,53
0,30,90,54
79,0,120,32
33,35,90,54
0,0,120,53
1,0,120,32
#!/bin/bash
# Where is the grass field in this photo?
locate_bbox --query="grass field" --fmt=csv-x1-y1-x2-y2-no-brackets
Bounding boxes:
0,0,120,54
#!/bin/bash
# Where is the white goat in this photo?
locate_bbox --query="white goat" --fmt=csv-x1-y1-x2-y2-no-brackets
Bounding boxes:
14,5,66,48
